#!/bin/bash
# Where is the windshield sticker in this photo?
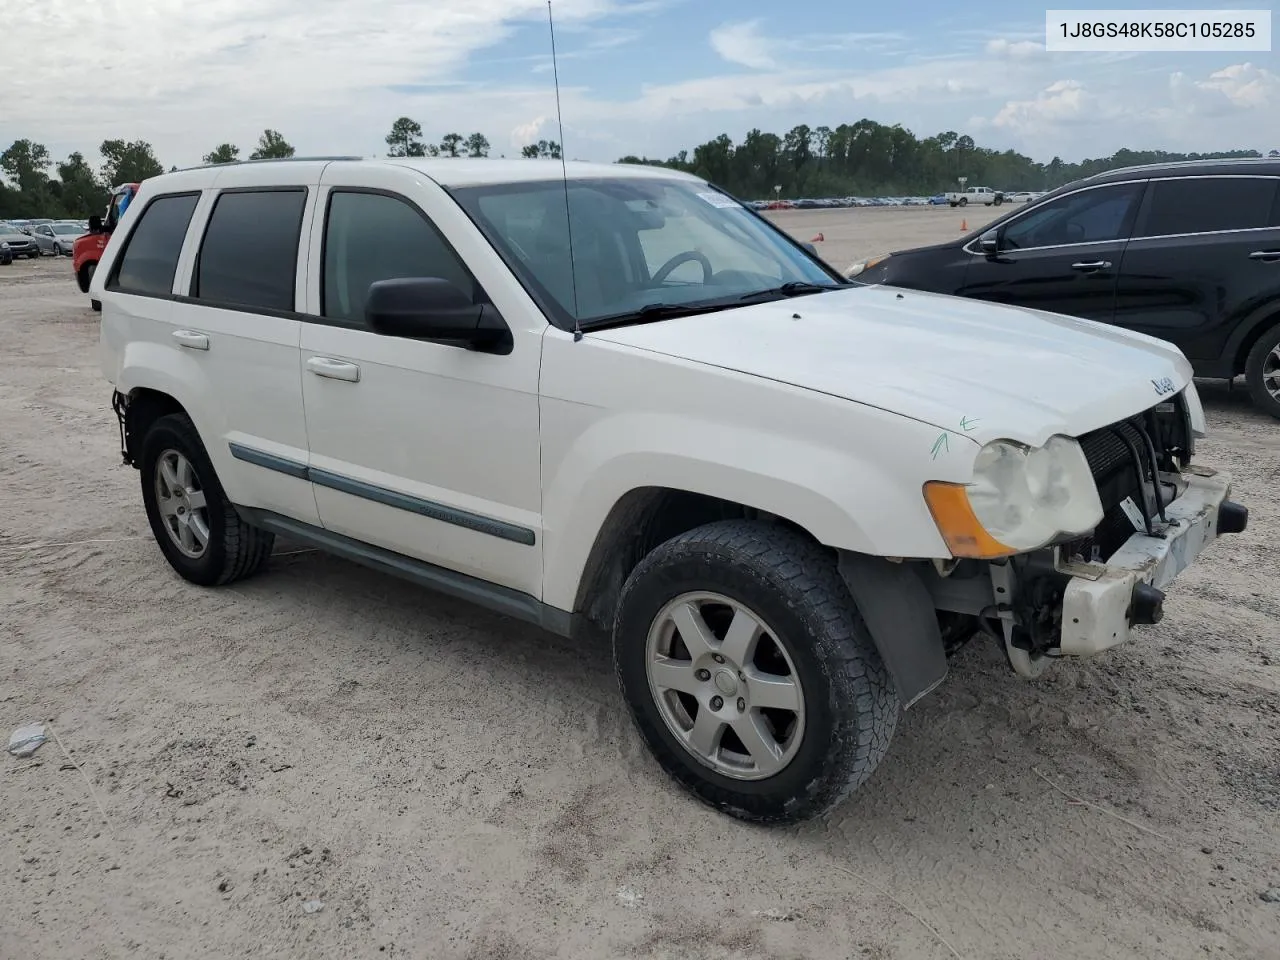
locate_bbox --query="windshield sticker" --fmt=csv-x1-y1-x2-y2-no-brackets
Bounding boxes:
697,191,742,209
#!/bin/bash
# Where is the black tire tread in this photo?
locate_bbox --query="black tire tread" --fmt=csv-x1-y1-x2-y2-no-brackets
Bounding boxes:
1243,322,1280,420
141,413,273,586
614,519,899,824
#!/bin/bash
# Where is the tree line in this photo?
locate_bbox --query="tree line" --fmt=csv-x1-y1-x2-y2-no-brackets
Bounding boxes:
618,120,1280,198
0,129,298,219
0,119,562,220
5,113,1274,219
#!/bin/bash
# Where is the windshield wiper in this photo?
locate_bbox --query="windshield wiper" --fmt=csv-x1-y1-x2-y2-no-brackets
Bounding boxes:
581,301,735,331
738,281,845,302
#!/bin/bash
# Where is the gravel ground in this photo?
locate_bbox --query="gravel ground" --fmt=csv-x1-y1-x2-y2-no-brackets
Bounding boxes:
2,211,1278,960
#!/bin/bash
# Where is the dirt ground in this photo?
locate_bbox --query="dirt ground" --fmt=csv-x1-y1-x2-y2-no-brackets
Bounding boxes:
2,208,1277,960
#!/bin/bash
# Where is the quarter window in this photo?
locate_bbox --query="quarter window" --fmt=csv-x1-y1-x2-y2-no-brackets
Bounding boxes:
193,189,306,311
110,193,200,296
999,183,1144,250
1139,176,1279,236
322,191,475,323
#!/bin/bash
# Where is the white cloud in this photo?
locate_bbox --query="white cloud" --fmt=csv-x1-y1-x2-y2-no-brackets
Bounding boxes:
1171,61,1279,113
985,38,1042,59
0,0,657,165
511,116,551,149
991,79,1092,130
709,20,777,70
1,3,1277,172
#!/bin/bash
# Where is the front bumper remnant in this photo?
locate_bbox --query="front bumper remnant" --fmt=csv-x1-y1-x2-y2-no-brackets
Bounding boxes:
1057,468,1244,657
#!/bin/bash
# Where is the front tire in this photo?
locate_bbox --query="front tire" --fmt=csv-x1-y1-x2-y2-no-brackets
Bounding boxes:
1244,322,1280,419
613,520,899,824
139,413,274,586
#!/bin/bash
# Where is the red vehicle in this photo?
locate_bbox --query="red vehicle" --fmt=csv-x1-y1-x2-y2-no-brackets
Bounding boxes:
73,182,139,311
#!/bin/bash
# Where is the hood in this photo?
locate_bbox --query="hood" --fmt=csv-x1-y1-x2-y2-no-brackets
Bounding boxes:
587,285,1193,448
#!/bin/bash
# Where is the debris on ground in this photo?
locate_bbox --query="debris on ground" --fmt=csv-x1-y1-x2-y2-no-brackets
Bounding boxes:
302,900,325,914
8,724,47,758
616,885,642,907
753,908,803,922
1260,888,1280,904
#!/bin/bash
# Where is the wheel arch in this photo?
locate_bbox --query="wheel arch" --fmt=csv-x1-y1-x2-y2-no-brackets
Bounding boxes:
1228,303,1280,376
568,487,816,644
76,259,98,292
117,387,188,467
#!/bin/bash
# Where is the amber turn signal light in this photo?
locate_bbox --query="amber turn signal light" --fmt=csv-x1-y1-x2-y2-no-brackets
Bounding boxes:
922,481,1017,559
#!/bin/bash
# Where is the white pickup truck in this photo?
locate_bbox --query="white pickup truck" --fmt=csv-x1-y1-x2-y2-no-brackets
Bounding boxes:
945,186,1005,207
95,157,1246,825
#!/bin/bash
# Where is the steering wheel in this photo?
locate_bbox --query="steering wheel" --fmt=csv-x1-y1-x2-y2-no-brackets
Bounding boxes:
652,250,712,284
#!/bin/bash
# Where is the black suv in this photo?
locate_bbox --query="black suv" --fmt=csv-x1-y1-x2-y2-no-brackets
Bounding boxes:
848,159,1280,417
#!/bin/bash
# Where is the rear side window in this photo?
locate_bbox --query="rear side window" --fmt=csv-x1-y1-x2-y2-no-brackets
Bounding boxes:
110,193,199,296
1139,177,1278,236
193,189,306,311
322,190,475,324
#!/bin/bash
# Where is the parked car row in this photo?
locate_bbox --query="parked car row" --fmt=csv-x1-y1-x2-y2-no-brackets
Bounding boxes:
747,190,1046,211
0,217,89,263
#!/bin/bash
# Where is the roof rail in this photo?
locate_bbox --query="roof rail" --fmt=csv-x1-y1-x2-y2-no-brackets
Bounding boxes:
174,155,368,172
1086,156,1271,180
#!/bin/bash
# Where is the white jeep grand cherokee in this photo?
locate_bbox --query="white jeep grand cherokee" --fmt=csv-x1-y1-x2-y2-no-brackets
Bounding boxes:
96,157,1248,824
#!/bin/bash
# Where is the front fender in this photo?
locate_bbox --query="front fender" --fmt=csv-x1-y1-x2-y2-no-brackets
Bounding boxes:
539,406,972,612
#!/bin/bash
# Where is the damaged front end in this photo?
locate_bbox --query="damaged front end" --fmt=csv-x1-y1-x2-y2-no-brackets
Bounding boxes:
920,388,1248,677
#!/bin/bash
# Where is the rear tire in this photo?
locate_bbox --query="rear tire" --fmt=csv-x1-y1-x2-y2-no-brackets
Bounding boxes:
1244,322,1280,419
613,520,899,824
958,197,968,207
139,413,274,586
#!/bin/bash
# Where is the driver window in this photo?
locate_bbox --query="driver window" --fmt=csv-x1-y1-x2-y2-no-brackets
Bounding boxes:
1000,183,1144,250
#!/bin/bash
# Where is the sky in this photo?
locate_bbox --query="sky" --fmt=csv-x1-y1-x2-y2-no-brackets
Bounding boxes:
3,0,1277,174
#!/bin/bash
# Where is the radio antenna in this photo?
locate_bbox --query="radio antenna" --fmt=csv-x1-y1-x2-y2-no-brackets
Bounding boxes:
547,0,582,340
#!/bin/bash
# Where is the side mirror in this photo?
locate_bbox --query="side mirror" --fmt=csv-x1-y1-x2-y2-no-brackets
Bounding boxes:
801,241,818,255
365,277,512,354
979,229,1000,255
88,215,104,234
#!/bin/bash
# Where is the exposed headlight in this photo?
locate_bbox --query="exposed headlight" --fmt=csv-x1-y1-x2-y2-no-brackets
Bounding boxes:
846,253,891,279
924,435,1103,558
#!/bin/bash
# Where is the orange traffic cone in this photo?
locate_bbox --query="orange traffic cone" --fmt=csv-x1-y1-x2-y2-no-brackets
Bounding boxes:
960,219,968,232
810,232,824,242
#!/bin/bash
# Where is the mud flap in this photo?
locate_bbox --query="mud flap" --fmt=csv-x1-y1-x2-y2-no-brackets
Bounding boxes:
837,552,948,708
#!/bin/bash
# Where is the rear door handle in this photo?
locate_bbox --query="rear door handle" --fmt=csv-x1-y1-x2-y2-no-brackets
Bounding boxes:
1248,250,1280,262
1071,260,1112,271
172,330,209,350
306,357,361,382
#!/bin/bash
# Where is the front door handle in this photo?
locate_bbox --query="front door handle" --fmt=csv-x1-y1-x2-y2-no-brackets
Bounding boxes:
172,330,209,350
306,357,361,382
1071,260,1112,272
1248,250,1280,262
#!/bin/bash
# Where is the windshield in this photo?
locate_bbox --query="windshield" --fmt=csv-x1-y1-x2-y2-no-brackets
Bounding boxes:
450,177,842,328
53,224,84,235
